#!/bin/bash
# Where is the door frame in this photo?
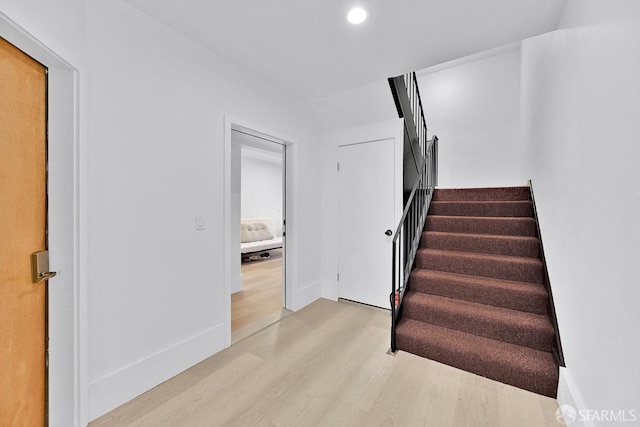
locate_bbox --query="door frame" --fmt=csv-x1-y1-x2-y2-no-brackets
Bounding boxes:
223,115,296,347
1,12,83,427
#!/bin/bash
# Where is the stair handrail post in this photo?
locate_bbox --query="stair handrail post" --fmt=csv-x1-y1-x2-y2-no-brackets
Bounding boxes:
434,135,439,187
391,238,397,351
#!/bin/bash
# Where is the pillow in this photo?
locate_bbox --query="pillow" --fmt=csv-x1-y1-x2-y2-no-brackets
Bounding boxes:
241,222,275,243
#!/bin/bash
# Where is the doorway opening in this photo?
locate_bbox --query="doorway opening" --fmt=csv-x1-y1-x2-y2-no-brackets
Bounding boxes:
230,126,291,343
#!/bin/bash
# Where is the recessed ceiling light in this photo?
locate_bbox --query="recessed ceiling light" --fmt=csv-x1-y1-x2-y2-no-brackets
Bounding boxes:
347,7,367,25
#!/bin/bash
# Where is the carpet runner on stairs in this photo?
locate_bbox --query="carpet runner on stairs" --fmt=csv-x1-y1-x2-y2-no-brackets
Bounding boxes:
395,186,559,397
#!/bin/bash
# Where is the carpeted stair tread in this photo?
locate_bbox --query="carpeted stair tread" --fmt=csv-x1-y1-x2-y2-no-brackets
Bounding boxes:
396,185,559,397
426,215,537,237
432,186,531,202
409,269,548,315
421,231,540,258
395,318,558,397
415,248,544,283
429,200,534,217
402,292,554,351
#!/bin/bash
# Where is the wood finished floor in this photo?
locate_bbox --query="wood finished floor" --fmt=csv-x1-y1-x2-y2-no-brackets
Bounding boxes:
232,249,284,332
90,298,560,427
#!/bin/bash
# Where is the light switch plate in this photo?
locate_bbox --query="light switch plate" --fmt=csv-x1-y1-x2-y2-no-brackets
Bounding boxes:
195,215,205,230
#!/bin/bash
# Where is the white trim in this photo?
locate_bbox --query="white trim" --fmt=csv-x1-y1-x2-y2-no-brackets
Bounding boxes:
223,115,298,347
88,324,224,419
321,279,339,301
295,281,323,310
0,12,82,427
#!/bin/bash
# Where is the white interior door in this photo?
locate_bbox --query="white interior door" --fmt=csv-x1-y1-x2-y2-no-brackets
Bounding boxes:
338,138,395,308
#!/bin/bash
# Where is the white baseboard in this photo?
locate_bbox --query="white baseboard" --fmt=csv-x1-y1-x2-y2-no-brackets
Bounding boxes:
321,279,338,301
294,280,322,311
557,367,593,427
88,324,225,421
231,273,243,294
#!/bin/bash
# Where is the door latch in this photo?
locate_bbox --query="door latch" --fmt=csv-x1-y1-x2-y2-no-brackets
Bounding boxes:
30,250,57,283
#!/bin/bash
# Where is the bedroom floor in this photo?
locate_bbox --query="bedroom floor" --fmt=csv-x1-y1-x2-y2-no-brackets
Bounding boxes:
232,249,288,342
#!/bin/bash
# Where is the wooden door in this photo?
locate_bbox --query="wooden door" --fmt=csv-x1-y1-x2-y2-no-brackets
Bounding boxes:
338,139,395,308
0,36,47,426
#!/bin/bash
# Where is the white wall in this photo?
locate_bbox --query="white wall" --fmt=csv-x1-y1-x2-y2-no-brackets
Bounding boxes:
241,149,284,236
308,80,398,131
521,0,640,423
84,0,321,420
1,0,322,423
0,0,85,65
309,46,526,190
416,47,526,188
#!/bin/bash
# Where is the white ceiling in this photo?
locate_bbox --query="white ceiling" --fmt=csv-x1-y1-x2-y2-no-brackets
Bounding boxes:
121,0,566,100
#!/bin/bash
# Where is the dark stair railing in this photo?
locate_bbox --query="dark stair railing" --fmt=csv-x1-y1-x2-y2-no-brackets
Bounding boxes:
388,72,438,352
529,180,566,367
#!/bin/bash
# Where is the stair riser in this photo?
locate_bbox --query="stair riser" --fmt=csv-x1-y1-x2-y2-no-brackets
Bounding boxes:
422,232,540,258
416,251,544,283
396,333,557,397
433,187,531,202
426,216,537,237
429,201,534,217
409,273,548,315
402,298,554,352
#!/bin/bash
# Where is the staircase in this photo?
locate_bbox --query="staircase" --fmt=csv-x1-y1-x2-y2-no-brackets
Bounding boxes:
395,186,560,397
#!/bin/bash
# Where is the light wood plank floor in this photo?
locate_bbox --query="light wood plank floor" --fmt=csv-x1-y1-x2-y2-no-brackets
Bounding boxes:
90,299,560,427
232,249,284,332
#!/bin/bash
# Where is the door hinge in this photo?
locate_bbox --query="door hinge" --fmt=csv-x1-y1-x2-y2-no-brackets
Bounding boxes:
337,162,340,171
337,273,340,281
